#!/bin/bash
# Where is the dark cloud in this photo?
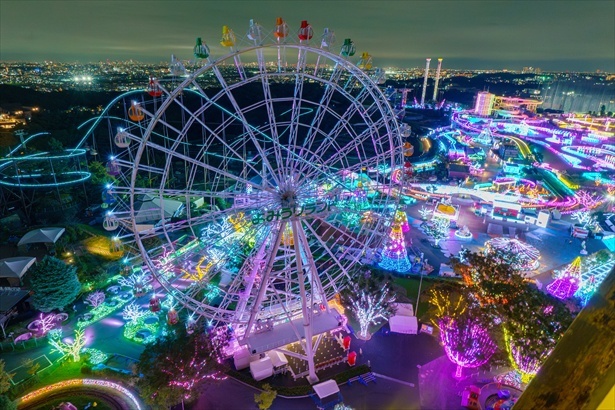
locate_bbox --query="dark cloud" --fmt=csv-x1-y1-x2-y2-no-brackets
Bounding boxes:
1,0,613,71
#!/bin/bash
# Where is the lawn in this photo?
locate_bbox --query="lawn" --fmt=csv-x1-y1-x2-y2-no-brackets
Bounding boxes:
393,276,438,319
81,236,123,261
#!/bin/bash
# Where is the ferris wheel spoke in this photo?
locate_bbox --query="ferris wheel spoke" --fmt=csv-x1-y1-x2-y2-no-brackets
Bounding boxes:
301,92,374,172
293,220,334,304
295,87,373,177
165,92,273,186
139,137,272,193
302,219,352,291
300,64,345,154
244,223,285,337
282,46,310,167
302,116,390,182
191,72,283,187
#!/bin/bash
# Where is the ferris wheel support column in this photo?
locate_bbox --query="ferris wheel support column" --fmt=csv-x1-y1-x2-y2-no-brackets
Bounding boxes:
291,219,319,383
244,225,285,339
296,221,331,314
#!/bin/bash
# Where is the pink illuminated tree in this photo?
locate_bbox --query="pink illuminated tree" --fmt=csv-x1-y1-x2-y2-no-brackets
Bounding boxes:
137,331,225,408
576,190,602,210
36,313,58,335
547,257,582,300
439,315,497,379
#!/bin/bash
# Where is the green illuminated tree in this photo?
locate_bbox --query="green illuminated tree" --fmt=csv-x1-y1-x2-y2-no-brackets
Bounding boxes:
255,384,278,410
49,329,87,362
0,359,14,394
26,256,81,312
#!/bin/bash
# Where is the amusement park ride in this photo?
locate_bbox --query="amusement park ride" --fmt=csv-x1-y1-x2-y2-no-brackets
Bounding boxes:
90,18,404,382
2,17,614,385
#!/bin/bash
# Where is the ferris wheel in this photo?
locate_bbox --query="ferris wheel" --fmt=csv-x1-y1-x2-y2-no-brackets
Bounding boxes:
104,19,403,379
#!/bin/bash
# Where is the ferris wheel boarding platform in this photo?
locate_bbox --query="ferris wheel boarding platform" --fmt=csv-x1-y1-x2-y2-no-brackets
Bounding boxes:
242,308,343,355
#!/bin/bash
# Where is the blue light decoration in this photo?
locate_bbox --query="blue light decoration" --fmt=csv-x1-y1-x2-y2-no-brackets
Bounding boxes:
379,222,411,273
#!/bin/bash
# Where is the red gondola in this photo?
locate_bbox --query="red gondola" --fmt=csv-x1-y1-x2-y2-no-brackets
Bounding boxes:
147,77,163,97
298,20,313,41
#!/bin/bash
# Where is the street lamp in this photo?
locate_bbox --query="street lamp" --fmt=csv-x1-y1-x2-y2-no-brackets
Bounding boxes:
415,253,425,317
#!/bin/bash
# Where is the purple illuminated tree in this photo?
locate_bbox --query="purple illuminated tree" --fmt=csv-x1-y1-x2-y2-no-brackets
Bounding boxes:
504,328,549,384
439,315,497,379
547,257,582,300
36,313,58,335
85,291,106,308
379,222,411,273
576,190,602,210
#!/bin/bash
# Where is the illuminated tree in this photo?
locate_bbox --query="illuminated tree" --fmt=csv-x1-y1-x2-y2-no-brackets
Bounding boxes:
547,257,582,300
137,330,224,409
575,275,598,306
394,210,410,233
0,359,14,394
418,206,432,220
48,329,87,362
425,282,474,329
118,271,151,296
424,216,450,247
36,313,58,335
122,303,147,323
85,291,106,308
26,256,81,312
439,314,497,379
576,190,602,210
504,286,572,365
504,328,549,384
379,222,412,273
342,278,395,338
254,383,278,410
571,210,595,229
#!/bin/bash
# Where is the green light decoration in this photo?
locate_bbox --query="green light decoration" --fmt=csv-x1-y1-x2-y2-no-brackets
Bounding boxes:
341,212,361,227
84,348,109,365
77,295,132,329
49,328,87,362
123,314,159,344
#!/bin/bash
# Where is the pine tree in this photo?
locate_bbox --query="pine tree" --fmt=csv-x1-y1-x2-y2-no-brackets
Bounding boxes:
26,256,81,312
379,222,412,273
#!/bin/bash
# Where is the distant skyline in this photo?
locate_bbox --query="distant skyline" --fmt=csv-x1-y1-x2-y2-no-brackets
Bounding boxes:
1,1,613,72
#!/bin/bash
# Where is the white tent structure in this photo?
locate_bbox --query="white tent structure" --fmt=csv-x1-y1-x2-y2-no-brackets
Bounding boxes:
313,379,340,399
18,227,65,247
0,257,36,287
389,302,418,335
250,356,273,381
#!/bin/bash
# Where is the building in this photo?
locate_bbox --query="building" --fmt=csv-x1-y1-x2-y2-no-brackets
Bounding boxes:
474,92,496,116
497,142,520,160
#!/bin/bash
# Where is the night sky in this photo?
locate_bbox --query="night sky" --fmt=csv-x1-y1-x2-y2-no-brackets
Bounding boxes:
1,1,613,71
